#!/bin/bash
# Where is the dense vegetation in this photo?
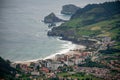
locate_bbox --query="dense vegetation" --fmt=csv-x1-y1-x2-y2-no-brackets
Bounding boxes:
78,58,107,68
48,1,120,50
0,57,17,80
57,72,102,80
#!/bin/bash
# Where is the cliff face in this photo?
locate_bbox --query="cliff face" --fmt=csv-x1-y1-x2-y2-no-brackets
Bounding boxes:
61,4,80,15
44,12,63,23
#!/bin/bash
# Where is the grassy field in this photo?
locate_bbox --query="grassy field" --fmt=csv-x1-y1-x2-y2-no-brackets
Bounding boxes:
57,72,102,80
59,14,120,40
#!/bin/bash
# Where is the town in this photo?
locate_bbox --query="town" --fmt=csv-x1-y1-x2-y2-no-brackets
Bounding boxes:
10,36,120,80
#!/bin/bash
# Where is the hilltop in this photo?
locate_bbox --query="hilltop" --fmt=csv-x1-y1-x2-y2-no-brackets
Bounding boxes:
48,1,120,49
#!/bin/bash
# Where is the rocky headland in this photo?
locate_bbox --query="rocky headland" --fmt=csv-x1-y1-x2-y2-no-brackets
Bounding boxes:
44,12,64,23
61,4,80,15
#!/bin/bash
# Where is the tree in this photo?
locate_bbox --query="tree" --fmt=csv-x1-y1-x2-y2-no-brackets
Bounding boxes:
36,65,40,71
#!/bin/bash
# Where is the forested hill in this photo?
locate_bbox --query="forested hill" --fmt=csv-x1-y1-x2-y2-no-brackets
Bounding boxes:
48,1,120,47
71,1,120,25
0,57,17,80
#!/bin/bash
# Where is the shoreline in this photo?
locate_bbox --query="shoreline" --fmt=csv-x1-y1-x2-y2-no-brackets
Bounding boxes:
13,14,86,65
14,40,86,65
44,41,86,60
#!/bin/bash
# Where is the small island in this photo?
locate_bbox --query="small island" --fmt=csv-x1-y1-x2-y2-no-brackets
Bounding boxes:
44,12,64,23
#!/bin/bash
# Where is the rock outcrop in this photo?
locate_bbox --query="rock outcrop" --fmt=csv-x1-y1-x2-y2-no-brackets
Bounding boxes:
44,12,64,23
61,4,80,15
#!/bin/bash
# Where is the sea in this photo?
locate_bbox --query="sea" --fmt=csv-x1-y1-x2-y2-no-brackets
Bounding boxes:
0,0,113,62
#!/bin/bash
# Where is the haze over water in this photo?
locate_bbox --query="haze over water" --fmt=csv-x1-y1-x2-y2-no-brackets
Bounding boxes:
0,0,113,61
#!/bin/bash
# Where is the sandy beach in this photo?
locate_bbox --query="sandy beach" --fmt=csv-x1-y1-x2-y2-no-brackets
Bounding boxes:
14,43,85,65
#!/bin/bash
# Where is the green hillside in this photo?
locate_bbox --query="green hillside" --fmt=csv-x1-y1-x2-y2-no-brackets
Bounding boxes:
48,1,120,50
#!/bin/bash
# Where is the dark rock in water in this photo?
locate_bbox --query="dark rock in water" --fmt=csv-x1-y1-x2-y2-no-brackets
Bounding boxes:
44,12,64,23
61,4,80,15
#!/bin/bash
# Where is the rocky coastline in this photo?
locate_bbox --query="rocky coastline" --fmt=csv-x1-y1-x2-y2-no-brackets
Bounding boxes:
44,12,65,23
47,27,96,47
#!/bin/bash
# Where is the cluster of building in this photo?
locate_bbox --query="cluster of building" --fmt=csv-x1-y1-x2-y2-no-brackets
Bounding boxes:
74,67,110,78
11,51,94,79
10,36,115,79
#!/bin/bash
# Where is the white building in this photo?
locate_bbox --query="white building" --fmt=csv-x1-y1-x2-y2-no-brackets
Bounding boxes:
46,60,52,68
31,71,40,76
75,58,84,65
64,61,74,66
51,61,64,70
34,62,42,70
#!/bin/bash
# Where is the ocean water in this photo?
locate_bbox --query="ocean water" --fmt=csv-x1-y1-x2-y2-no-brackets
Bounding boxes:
0,0,113,61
